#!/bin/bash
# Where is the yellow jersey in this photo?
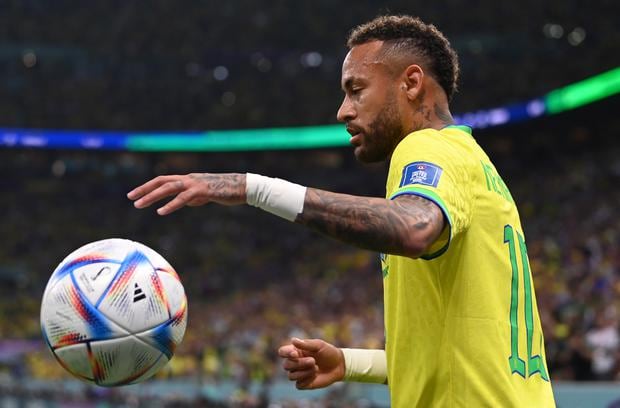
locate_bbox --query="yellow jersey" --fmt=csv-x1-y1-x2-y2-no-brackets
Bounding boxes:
382,125,555,407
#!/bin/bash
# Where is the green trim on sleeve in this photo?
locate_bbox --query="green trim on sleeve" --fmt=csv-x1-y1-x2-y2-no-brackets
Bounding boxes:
389,185,453,260
390,186,452,225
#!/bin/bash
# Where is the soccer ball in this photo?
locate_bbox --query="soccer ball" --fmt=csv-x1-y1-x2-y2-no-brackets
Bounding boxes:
40,238,187,386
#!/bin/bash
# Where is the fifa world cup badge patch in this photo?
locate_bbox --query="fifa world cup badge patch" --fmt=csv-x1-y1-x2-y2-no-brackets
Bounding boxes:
399,161,443,187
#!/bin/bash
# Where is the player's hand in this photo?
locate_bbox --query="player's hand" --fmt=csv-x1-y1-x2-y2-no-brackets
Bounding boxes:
278,337,345,390
127,173,246,215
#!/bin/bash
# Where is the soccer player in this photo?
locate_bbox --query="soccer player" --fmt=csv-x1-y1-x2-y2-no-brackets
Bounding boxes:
127,15,555,407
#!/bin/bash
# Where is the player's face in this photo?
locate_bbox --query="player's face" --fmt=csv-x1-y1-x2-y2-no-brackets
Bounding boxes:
337,42,405,163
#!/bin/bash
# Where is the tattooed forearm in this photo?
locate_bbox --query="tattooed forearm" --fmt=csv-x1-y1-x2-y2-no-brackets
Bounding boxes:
188,173,246,205
296,188,445,257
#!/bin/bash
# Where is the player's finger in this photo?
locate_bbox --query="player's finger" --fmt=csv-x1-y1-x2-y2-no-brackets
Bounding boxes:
127,175,176,200
291,338,322,353
283,357,315,371
133,180,185,209
278,345,300,359
288,368,315,382
157,191,196,215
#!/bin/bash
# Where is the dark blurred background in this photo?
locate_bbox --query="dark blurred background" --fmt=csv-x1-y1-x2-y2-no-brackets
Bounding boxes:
1,1,620,407
2,0,618,130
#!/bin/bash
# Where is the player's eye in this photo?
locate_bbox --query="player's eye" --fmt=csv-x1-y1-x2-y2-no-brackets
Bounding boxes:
350,87,363,96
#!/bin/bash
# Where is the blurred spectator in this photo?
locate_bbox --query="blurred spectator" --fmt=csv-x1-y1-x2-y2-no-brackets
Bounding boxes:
585,307,620,380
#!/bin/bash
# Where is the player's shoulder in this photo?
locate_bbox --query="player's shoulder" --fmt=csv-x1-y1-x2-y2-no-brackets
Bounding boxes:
394,125,477,161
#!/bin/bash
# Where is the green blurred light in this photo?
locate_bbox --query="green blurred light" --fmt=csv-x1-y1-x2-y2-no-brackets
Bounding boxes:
545,66,620,114
126,67,620,152
127,125,349,152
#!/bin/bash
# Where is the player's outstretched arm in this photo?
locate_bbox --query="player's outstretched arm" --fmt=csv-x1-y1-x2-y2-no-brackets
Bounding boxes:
128,172,444,258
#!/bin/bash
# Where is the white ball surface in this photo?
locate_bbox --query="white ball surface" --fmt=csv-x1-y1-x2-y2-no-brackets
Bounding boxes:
40,238,187,386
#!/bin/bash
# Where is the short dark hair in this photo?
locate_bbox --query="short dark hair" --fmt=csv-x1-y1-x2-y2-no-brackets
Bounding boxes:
347,15,459,101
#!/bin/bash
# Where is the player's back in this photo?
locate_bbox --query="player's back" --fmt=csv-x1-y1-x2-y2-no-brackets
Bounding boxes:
383,126,555,407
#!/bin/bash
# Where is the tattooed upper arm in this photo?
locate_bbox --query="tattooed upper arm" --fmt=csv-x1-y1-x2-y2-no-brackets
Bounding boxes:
296,188,446,258
392,194,445,255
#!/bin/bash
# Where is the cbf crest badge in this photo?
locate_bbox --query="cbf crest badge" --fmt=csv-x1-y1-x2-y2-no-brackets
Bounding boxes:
399,161,442,188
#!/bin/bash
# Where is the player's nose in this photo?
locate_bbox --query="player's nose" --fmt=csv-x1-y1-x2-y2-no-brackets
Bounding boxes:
337,96,356,123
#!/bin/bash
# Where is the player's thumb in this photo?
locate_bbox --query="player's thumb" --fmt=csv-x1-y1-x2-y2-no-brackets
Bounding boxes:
291,337,322,353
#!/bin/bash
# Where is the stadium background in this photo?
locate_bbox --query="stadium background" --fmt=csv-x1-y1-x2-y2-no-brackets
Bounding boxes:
1,1,619,407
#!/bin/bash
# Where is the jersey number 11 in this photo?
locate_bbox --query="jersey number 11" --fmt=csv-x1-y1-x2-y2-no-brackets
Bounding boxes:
504,224,549,381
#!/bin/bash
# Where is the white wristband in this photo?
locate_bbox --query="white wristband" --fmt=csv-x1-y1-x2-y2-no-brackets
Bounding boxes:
245,173,307,221
341,348,387,384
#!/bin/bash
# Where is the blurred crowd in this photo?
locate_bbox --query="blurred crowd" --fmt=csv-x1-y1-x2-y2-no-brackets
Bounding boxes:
1,146,389,407
516,148,620,381
1,108,620,406
1,1,620,406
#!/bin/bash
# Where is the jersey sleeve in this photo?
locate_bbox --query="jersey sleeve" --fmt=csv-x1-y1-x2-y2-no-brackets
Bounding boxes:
386,131,473,259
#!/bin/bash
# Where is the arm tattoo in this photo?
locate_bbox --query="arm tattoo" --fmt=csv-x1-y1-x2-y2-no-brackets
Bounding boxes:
189,173,246,205
296,189,444,256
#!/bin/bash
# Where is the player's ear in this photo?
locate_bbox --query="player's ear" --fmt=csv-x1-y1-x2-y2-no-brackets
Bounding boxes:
403,64,424,102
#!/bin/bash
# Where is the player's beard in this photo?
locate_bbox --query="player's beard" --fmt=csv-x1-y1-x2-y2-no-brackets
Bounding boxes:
355,90,404,163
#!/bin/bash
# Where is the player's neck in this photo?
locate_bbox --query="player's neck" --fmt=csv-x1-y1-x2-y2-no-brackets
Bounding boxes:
431,100,454,129
406,99,454,134
404,80,454,134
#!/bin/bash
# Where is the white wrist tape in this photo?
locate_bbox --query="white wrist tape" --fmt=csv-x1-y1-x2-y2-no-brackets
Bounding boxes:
341,348,387,384
245,173,307,222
